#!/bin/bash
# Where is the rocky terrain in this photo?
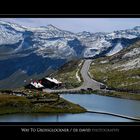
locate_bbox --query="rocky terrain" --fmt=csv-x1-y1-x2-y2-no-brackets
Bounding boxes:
0,20,140,89
89,40,140,99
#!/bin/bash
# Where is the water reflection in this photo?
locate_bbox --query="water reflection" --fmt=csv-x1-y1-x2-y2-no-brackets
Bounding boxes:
0,113,132,122
0,93,139,122
62,94,140,118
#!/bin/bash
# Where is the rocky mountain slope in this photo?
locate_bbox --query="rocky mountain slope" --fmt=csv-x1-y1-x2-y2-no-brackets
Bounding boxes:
89,40,140,93
0,20,140,88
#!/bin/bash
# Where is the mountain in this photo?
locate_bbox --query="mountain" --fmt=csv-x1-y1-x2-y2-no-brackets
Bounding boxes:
1,20,140,60
77,27,140,58
0,21,77,60
0,20,140,88
0,21,77,88
89,39,140,93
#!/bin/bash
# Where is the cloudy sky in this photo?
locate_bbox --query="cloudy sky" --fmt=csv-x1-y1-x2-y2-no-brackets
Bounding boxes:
0,18,140,33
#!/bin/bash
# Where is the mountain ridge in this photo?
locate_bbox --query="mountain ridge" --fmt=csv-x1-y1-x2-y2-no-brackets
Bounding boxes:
1,20,140,59
0,20,140,88
89,39,140,94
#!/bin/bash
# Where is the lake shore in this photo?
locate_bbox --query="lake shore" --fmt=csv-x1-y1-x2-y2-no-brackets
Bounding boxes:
0,89,86,115
1,86,140,116
68,89,140,101
57,89,140,101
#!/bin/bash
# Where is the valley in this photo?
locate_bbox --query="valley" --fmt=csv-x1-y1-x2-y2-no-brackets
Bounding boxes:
0,19,140,122
43,59,101,93
1,20,140,89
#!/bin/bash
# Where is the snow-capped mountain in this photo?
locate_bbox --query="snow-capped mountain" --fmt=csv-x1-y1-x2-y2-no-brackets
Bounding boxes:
0,21,78,88
0,20,140,88
0,20,140,59
113,40,140,71
0,21,77,60
99,39,140,74
77,27,140,57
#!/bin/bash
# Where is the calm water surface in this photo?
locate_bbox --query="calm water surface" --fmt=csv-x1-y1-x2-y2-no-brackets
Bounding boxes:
0,93,140,122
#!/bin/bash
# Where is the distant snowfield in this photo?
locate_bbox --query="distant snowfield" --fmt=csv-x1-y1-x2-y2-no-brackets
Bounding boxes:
114,58,140,70
1,20,140,59
122,58,140,70
106,43,123,56
123,47,140,58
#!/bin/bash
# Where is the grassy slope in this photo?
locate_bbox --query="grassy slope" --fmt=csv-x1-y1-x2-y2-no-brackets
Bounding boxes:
0,90,86,115
89,41,140,100
51,59,84,89
35,98,85,113
0,94,32,115
0,69,54,89
90,62,140,92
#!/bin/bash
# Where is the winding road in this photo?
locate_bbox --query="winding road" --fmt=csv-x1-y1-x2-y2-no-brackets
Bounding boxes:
43,59,101,93
43,60,140,121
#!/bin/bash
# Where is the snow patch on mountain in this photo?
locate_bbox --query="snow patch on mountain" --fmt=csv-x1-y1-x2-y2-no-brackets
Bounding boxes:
0,25,23,45
106,32,137,39
123,47,140,58
0,20,140,59
119,58,140,70
82,36,111,57
106,42,123,56
0,20,26,32
35,38,76,59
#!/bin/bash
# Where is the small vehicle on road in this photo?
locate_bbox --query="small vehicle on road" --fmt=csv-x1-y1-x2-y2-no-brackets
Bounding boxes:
81,89,86,92
100,84,106,89
87,88,93,91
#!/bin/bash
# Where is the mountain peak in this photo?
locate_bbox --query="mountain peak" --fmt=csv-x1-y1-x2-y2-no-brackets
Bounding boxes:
133,26,140,30
82,31,91,34
0,20,26,32
47,24,59,30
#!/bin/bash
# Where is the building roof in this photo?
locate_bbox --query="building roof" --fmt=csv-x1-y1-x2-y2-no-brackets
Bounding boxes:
31,82,44,88
45,77,62,84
